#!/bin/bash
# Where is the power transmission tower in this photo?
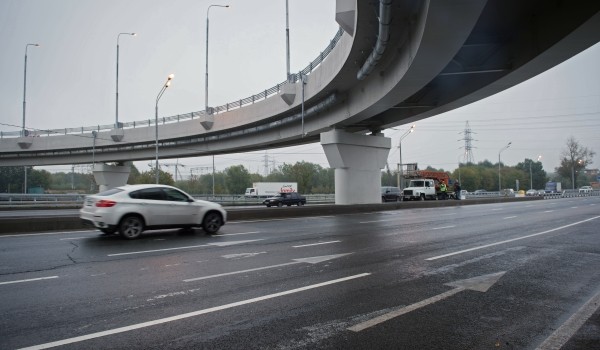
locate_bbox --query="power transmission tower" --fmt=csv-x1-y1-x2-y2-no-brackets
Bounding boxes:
458,121,476,163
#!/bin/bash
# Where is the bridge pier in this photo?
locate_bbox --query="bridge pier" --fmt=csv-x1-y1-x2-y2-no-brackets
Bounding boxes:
92,163,131,192
321,129,391,204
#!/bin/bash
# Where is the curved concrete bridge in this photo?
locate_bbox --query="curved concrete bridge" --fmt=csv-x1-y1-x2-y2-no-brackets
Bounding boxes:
2,0,600,203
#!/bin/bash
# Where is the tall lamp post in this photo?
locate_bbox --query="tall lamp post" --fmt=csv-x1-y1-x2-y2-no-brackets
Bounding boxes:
116,32,136,127
571,159,584,190
397,124,416,189
22,43,40,194
529,155,542,190
498,142,512,193
155,74,174,184
205,4,229,114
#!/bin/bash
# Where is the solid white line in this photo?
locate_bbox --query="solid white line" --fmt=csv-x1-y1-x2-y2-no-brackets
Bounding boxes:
359,219,393,223
293,241,341,248
218,231,260,237
536,290,600,350
18,273,371,350
0,276,59,286
0,230,95,238
107,244,211,256
426,215,600,261
184,262,299,282
432,226,455,230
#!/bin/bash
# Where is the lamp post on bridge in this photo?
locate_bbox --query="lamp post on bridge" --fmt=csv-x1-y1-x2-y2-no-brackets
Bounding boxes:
22,43,40,193
205,4,229,115
116,32,136,128
155,74,174,184
498,142,512,193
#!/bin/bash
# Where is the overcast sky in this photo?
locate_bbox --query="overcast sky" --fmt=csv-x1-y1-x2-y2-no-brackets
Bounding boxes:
1,0,599,179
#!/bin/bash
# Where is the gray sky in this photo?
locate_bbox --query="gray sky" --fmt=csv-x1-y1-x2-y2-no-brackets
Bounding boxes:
1,0,599,179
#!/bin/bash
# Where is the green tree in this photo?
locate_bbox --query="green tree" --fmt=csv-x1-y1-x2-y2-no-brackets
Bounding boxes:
515,159,547,190
224,165,251,194
137,169,174,185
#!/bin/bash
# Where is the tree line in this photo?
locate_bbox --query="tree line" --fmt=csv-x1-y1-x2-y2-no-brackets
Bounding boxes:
1,137,594,194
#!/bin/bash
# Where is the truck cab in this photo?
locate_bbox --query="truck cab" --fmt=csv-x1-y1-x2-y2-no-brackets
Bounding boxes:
403,179,436,200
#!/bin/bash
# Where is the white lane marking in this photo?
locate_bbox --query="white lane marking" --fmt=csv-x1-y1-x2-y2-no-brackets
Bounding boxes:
432,226,455,230
0,276,59,286
571,207,578,209
59,237,87,241
348,272,505,332
107,239,262,257
426,215,600,261
19,273,371,350
503,216,517,220
491,208,504,211
230,215,335,224
536,290,600,350
359,219,393,223
293,241,341,248
185,253,352,282
0,230,96,238
218,231,260,237
544,210,554,213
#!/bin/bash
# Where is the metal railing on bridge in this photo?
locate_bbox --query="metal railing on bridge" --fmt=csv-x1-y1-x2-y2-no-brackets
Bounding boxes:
1,27,344,139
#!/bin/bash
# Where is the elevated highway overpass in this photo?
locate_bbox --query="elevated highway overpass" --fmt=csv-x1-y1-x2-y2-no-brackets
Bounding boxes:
2,0,600,203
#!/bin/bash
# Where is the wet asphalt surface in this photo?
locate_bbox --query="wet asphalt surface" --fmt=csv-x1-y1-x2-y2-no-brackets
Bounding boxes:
1,197,599,349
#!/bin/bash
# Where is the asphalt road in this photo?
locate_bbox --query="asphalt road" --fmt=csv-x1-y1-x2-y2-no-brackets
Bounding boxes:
1,197,599,349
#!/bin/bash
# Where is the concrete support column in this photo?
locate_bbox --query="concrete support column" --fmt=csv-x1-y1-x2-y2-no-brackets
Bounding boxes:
321,129,391,204
93,163,131,192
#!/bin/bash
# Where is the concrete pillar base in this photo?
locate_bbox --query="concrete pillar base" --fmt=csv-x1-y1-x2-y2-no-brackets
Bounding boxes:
110,128,125,142
17,137,33,149
336,0,356,36
93,163,131,192
280,82,297,105
321,129,391,204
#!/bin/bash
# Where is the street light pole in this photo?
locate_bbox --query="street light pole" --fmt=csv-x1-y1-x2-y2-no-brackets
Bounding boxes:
155,74,174,184
22,43,39,194
529,155,542,190
22,43,39,136
397,124,416,189
498,142,512,193
116,32,136,127
205,4,229,114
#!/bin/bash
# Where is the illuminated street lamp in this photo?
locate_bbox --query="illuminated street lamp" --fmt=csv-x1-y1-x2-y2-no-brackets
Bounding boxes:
116,32,136,127
529,155,542,190
205,4,229,114
498,142,512,193
571,159,584,190
155,74,174,184
397,124,416,189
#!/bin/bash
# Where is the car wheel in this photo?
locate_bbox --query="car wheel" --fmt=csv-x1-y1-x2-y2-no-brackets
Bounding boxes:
277,202,283,207
202,211,222,235
119,215,144,240
297,201,303,206
266,204,271,207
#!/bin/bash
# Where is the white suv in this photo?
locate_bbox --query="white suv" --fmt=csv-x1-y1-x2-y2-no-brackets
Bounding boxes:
80,184,226,239
579,186,593,194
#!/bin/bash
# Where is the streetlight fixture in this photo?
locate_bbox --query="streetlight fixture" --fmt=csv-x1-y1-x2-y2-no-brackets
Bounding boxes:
498,142,512,193
116,32,136,128
205,4,229,115
397,124,416,189
155,74,174,184
529,155,542,190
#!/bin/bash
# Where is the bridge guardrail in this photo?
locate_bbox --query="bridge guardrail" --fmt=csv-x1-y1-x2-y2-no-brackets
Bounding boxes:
1,27,344,139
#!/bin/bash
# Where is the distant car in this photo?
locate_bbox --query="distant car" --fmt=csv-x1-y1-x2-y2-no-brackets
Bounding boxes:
525,189,538,196
263,192,306,207
80,184,226,239
500,188,515,197
381,186,401,202
579,186,593,193
473,189,487,194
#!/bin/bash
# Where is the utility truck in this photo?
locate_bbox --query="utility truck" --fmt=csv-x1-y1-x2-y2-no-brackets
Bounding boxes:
244,182,298,198
401,165,455,200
